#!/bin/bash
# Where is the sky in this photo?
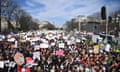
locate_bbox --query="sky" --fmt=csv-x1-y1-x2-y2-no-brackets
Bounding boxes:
16,0,120,27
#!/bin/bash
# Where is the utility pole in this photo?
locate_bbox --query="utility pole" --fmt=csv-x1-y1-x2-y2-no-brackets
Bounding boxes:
101,6,108,43
79,18,81,32
105,6,108,44
77,16,81,33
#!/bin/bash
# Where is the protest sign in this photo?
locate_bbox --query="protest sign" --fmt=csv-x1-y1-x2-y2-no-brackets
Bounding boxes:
105,44,111,52
94,45,99,54
34,45,40,50
14,52,25,66
0,61,4,68
33,52,40,61
89,49,93,53
59,43,65,48
40,43,49,48
55,49,64,56
7,38,15,42
26,57,34,64
76,39,81,43
51,42,55,46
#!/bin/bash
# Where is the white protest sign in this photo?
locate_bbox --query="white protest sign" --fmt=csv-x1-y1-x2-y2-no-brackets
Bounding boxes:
7,38,15,42
89,49,93,53
34,45,40,50
105,44,111,52
67,41,71,45
40,43,49,48
33,52,40,61
59,43,65,48
76,39,81,43
15,40,18,48
0,61,4,68
51,42,55,46
0,38,2,41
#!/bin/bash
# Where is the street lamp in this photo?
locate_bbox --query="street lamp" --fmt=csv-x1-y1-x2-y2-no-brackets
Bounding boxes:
77,15,85,33
78,17,81,32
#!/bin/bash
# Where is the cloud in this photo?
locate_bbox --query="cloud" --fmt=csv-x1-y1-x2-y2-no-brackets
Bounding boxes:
25,0,36,7
21,0,120,27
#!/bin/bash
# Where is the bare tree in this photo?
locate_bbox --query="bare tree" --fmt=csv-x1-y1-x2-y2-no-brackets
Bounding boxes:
1,0,18,32
1,0,41,32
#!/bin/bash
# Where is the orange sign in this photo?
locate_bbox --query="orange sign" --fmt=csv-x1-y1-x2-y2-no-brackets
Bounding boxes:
14,52,25,66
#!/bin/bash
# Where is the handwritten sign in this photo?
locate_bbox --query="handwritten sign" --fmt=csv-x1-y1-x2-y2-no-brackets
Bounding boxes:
34,45,40,50
33,52,40,61
59,43,65,48
14,52,25,66
0,61,4,68
94,45,99,54
40,43,49,48
26,57,34,64
55,50,64,56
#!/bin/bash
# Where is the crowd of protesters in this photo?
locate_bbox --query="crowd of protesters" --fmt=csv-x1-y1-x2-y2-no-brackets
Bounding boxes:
0,31,120,72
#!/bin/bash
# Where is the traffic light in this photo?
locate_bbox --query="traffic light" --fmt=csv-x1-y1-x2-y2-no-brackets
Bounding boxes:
101,6,106,20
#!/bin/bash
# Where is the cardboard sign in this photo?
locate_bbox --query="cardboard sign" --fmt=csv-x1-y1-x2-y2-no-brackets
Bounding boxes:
59,43,65,48
14,52,25,66
0,61,4,68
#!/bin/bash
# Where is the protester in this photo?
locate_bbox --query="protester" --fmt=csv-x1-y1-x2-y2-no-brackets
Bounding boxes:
0,31,120,72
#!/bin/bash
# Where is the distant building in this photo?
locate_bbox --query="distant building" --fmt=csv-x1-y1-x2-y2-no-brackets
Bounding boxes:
61,15,102,33
38,21,55,30
85,22,100,34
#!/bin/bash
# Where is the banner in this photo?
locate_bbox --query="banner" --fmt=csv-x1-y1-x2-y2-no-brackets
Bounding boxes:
14,52,25,66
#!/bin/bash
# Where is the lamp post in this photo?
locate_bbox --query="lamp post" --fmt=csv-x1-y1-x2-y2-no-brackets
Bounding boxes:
53,21,57,34
78,17,81,32
77,15,83,33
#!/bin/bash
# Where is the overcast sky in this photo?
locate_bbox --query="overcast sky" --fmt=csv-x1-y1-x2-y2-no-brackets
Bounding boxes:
16,0,120,27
